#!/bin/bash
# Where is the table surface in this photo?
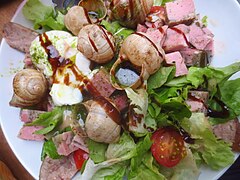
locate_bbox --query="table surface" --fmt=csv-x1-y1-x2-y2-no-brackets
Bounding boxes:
0,0,240,179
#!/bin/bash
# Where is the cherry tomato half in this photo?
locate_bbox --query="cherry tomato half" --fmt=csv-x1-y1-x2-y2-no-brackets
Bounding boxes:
73,149,89,170
151,127,187,168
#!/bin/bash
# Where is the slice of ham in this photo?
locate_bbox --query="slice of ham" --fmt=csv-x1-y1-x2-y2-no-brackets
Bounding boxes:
110,91,129,112
163,26,189,52
53,131,89,156
165,0,196,26
165,51,188,76
189,23,213,50
185,91,209,115
145,25,168,47
20,109,45,123
40,155,78,180
180,48,208,67
18,126,44,141
137,24,147,33
212,119,240,151
3,22,39,53
91,68,116,98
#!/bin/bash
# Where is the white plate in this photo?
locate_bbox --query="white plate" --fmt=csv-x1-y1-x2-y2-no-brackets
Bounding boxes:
0,0,240,179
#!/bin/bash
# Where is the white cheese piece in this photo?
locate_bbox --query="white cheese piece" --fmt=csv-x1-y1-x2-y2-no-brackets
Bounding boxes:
50,83,83,106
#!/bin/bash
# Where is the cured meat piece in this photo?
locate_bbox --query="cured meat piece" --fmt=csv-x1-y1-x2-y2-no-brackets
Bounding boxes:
20,109,45,123
212,119,240,151
40,155,78,180
53,132,89,156
3,22,39,53
180,48,208,67
91,68,116,97
165,0,196,26
165,51,188,76
185,91,209,115
162,25,190,52
18,126,44,141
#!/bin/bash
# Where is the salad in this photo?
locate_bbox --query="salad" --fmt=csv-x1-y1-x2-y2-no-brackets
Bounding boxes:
2,0,240,179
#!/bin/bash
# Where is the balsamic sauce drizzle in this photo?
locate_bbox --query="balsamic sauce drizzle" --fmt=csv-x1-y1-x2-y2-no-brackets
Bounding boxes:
39,33,121,125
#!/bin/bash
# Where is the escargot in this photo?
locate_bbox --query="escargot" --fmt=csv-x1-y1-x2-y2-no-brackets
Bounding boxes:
85,100,121,143
120,33,164,75
9,69,48,107
110,0,153,29
110,33,164,89
78,0,107,23
64,6,92,36
77,24,115,64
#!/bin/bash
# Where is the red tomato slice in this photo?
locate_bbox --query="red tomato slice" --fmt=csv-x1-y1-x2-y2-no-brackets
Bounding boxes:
151,127,187,168
73,149,89,170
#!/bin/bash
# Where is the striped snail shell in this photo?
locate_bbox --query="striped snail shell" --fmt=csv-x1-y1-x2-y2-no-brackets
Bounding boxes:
77,24,115,64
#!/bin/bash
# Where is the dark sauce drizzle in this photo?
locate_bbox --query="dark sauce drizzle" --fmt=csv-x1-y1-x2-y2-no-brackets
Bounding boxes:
83,8,92,24
188,93,230,119
39,33,121,125
98,25,115,52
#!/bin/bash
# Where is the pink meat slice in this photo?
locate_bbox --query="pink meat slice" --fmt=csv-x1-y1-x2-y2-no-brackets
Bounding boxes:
165,51,188,76
162,26,189,52
91,68,116,98
165,0,196,26
189,23,213,50
53,131,89,156
110,92,129,112
180,48,207,66
136,24,147,33
145,25,168,47
18,126,44,141
40,155,78,180
20,109,45,123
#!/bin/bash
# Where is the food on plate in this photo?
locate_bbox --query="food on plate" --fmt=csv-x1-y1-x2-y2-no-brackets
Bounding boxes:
77,24,116,63
2,22,39,53
9,69,48,107
64,6,92,35
3,0,240,179
110,0,154,28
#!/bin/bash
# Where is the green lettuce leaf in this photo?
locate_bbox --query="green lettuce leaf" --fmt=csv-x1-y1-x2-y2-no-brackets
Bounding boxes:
219,78,240,115
201,16,208,26
105,132,136,161
130,134,152,172
41,139,61,160
181,113,234,170
187,62,240,96
125,87,151,137
87,139,108,164
148,66,176,92
23,0,66,30
92,162,127,180
26,107,64,135
159,148,200,180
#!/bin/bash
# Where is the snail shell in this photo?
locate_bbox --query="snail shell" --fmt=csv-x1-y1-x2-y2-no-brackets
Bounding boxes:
9,69,48,107
110,0,153,29
120,33,164,75
78,0,107,23
85,101,121,143
110,56,149,90
64,6,92,36
77,24,115,64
